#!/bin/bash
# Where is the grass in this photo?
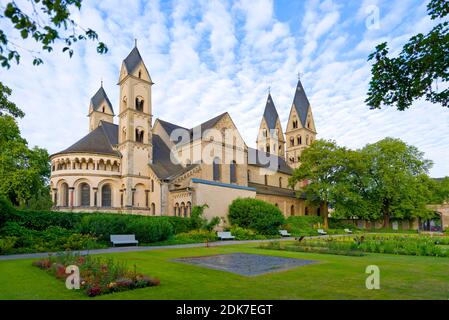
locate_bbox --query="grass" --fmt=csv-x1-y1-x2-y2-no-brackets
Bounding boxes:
1,242,449,300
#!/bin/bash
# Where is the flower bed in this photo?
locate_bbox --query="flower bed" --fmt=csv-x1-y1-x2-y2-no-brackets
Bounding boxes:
32,253,160,297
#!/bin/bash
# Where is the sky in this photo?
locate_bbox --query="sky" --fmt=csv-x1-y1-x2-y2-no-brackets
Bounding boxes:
1,0,448,177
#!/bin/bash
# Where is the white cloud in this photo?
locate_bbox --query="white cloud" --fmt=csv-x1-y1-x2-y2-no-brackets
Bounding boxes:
2,0,448,177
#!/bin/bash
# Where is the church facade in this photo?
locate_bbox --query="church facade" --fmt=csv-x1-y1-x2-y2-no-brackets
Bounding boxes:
49,46,319,223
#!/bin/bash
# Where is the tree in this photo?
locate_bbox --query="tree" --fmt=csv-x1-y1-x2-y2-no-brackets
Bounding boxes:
360,138,433,227
0,82,24,118
366,0,449,110
290,138,434,228
0,115,51,207
289,140,354,228
1,0,107,69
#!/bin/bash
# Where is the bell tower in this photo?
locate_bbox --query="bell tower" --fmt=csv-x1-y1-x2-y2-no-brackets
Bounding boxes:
285,78,317,169
256,93,285,158
117,44,153,207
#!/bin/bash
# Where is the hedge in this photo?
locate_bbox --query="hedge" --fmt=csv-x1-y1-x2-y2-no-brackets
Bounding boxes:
228,198,285,235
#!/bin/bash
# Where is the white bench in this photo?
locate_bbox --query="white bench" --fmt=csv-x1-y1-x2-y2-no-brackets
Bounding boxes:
217,231,235,240
344,228,353,234
279,230,291,237
110,234,139,247
317,229,327,235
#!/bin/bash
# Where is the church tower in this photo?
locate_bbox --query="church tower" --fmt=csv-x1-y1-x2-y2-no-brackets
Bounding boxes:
285,79,317,168
117,44,153,207
256,93,285,158
88,85,114,131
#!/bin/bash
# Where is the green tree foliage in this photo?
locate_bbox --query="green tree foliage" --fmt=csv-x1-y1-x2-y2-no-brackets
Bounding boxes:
228,198,285,235
290,138,434,227
366,0,449,110
0,115,51,207
1,0,108,68
0,83,24,118
190,204,220,231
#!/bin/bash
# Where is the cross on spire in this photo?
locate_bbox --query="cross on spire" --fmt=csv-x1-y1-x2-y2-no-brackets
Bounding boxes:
268,86,271,94
135,38,138,47
100,77,103,87
297,71,302,80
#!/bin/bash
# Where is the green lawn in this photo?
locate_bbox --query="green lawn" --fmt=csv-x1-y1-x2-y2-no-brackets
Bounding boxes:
1,242,448,300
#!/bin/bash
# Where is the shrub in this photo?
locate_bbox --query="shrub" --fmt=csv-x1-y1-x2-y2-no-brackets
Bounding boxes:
0,236,18,254
284,216,324,236
0,196,15,228
228,198,285,235
229,226,268,240
77,214,174,243
174,230,218,243
190,204,220,231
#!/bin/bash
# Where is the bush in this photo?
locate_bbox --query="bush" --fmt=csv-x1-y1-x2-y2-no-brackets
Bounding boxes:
0,236,17,254
0,196,15,228
77,214,174,243
284,216,324,236
174,230,218,243
229,226,268,240
228,198,285,235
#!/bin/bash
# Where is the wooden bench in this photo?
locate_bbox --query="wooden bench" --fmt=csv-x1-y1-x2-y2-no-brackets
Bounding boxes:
217,231,235,240
110,234,139,247
317,229,327,235
344,228,353,234
279,230,291,237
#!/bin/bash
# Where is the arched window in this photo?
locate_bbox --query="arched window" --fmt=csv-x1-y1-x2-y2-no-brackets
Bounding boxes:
80,183,90,206
293,119,298,129
101,184,112,207
135,128,144,143
279,177,282,188
297,135,302,145
180,202,185,217
247,170,251,182
264,175,268,186
151,203,156,216
230,161,237,183
266,144,270,153
135,97,144,112
213,158,221,181
138,70,142,78
61,183,69,207
174,203,179,216
307,121,311,129
275,203,278,207
290,137,294,147
151,180,154,192
187,202,192,217
290,205,295,216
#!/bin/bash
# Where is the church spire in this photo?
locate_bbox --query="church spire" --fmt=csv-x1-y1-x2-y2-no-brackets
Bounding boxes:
292,78,311,128
263,93,280,130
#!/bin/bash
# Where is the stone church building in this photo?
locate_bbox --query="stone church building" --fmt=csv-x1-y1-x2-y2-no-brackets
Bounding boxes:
49,45,319,222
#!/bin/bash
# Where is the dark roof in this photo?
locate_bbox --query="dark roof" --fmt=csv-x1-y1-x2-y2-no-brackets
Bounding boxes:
150,134,198,180
292,79,311,127
123,46,148,76
263,93,279,130
193,112,228,133
158,119,188,138
54,121,119,157
247,147,292,175
248,182,306,199
90,86,114,114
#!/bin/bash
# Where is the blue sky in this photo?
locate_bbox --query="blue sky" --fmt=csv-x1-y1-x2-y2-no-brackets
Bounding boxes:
2,0,448,177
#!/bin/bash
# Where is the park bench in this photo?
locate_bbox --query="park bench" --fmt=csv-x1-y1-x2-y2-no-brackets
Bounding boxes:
279,230,291,237
344,228,353,234
317,229,327,235
217,231,235,240
110,234,139,247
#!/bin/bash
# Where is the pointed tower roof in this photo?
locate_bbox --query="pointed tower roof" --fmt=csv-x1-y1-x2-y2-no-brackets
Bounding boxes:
263,93,280,130
292,79,311,127
90,86,114,115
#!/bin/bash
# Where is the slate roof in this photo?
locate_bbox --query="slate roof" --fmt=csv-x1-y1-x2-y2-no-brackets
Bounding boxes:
122,46,151,80
150,134,199,180
292,79,311,127
53,121,119,157
262,93,279,130
248,182,306,199
90,86,114,114
247,147,292,175
157,119,189,144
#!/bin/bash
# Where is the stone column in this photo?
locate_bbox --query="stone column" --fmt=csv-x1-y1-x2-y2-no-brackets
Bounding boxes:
93,187,98,207
131,188,136,207
52,188,58,206
69,187,74,207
